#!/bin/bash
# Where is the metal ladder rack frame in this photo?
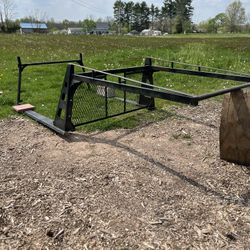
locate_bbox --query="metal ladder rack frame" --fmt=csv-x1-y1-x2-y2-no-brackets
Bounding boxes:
16,56,250,134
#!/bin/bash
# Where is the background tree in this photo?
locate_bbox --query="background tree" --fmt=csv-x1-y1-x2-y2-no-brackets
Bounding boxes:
225,0,246,32
174,0,193,33
161,0,176,33
82,18,96,33
124,1,134,31
198,13,227,33
140,1,150,30
62,19,70,29
46,18,56,30
149,4,156,29
113,0,125,34
0,0,16,32
246,14,250,32
131,2,141,31
112,0,194,34
153,6,161,29
131,1,150,32
28,9,47,30
213,13,227,32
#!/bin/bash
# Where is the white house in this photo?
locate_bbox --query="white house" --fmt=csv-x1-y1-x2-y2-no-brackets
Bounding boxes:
67,27,85,35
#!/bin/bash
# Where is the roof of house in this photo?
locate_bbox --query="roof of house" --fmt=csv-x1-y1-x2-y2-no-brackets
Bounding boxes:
95,22,109,31
68,27,84,32
20,22,47,29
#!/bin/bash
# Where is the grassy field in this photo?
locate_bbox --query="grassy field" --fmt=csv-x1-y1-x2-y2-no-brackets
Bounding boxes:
0,33,250,131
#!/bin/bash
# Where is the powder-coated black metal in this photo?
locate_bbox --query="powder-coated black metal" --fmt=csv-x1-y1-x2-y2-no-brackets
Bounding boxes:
53,63,155,131
152,65,250,83
17,56,250,134
16,54,83,104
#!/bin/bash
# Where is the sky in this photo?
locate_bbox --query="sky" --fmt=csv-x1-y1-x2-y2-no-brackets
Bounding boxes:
15,0,250,23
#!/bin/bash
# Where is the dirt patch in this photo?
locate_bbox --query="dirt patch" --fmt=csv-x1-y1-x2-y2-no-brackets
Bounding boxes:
0,101,249,249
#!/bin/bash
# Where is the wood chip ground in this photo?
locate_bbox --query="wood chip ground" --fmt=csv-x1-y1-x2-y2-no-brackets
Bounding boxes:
0,101,249,249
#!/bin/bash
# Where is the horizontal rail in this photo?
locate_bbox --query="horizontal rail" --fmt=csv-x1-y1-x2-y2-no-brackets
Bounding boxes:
196,82,250,101
152,66,250,83
20,59,82,67
149,57,250,77
79,66,146,77
73,64,191,96
73,74,198,106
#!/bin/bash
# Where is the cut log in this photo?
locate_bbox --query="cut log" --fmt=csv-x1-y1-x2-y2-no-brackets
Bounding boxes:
220,90,250,166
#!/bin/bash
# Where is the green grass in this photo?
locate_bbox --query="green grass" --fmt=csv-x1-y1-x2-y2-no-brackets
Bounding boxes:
0,33,250,131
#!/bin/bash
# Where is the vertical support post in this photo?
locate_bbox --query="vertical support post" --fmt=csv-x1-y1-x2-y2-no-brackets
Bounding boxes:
139,58,155,110
79,53,90,89
17,57,22,104
123,73,127,112
53,64,75,131
79,53,83,67
78,53,85,72
105,76,108,117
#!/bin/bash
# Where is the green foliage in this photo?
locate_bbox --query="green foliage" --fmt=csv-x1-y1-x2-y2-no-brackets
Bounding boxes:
124,1,134,31
225,0,246,32
0,19,19,33
162,0,176,33
0,0,16,32
113,0,126,33
174,0,193,33
132,1,150,31
82,19,96,33
199,0,247,34
199,13,227,33
113,0,151,33
113,0,194,33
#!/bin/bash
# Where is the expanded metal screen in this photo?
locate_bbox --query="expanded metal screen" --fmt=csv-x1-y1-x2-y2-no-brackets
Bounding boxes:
71,76,149,127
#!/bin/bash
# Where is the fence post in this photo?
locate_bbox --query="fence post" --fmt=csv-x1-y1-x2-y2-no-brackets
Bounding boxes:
139,57,155,110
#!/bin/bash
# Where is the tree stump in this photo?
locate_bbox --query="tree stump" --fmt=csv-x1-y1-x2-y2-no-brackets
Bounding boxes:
220,90,250,166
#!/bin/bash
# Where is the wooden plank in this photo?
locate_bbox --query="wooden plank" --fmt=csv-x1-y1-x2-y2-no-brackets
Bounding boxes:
13,104,35,113
220,90,250,166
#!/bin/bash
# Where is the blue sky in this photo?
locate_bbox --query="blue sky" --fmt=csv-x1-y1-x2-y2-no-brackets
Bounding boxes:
16,0,250,23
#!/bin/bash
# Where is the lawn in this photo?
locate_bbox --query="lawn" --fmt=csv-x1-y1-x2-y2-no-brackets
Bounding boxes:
0,33,250,130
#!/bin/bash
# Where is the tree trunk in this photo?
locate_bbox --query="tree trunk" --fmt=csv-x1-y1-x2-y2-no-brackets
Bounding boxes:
220,90,250,166
0,12,4,28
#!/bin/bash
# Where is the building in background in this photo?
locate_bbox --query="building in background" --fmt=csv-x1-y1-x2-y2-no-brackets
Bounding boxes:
94,22,109,34
67,27,85,35
20,23,48,34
